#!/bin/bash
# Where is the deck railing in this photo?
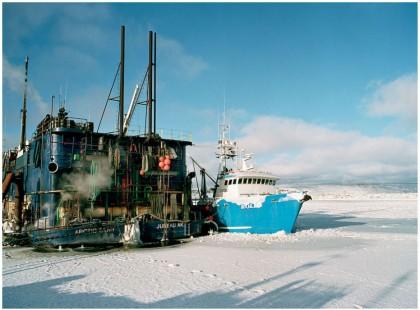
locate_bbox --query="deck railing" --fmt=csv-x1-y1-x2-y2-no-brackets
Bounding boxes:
124,128,192,142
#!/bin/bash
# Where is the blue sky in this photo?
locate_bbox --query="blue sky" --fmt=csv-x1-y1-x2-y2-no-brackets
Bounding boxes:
2,3,417,183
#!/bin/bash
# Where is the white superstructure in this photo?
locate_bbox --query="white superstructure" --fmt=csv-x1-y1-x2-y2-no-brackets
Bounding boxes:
215,121,282,199
215,169,279,198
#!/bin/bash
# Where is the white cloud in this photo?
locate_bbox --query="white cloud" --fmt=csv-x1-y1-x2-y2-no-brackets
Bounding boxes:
3,57,48,115
188,143,219,175
59,4,111,22
65,85,117,133
189,115,417,184
3,4,55,50
50,46,99,70
5,3,113,60
159,36,208,79
365,73,417,128
240,116,417,183
239,116,360,154
52,5,114,50
54,21,111,49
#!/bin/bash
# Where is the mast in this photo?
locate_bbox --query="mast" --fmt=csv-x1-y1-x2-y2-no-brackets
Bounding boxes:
146,30,157,137
216,119,237,169
153,32,157,134
51,95,55,116
19,57,29,150
119,25,125,138
148,31,153,136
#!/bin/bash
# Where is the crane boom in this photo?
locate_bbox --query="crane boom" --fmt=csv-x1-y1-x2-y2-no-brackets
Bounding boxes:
190,156,217,184
122,84,140,135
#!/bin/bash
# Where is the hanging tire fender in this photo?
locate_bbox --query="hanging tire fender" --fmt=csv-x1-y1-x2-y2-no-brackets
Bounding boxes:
203,220,218,235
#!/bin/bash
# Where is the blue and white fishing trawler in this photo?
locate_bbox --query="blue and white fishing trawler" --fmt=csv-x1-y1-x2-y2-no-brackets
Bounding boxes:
214,123,311,234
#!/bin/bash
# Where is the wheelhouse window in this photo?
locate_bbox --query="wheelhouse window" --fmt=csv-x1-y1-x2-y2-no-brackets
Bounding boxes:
233,179,237,185
257,179,261,184
228,179,233,185
238,178,243,184
252,178,257,184
224,180,228,186
247,178,252,184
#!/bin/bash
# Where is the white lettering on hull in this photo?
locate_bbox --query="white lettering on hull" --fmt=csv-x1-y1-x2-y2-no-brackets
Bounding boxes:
240,203,261,209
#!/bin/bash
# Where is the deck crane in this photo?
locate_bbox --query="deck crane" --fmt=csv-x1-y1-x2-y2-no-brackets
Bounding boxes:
122,84,140,135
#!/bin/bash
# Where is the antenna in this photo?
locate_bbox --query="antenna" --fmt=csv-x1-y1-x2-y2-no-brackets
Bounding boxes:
64,81,68,108
215,88,240,171
223,88,226,127
59,85,63,108
217,104,220,140
51,95,55,116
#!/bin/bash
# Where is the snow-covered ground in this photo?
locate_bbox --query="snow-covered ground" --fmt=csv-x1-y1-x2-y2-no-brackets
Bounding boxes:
2,186,417,308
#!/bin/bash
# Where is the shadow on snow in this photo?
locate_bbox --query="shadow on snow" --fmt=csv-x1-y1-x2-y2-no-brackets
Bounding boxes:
3,260,350,308
296,211,365,231
296,210,417,235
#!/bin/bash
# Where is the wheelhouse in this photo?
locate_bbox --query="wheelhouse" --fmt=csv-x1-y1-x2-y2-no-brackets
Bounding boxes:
223,177,277,186
215,171,279,198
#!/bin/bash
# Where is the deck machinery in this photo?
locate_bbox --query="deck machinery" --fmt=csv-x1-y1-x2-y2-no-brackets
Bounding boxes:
2,26,213,247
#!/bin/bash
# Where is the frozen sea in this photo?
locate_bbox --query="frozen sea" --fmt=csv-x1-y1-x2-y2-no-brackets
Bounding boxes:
2,184,417,308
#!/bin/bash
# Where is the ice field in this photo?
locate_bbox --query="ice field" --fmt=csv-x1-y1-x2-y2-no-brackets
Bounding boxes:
2,185,417,308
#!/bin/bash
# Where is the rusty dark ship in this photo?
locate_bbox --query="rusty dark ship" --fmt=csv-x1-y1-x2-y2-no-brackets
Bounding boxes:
2,26,216,247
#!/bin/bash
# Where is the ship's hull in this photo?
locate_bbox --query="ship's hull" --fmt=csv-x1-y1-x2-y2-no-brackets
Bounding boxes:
215,193,303,234
139,219,203,243
29,220,126,247
24,219,204,247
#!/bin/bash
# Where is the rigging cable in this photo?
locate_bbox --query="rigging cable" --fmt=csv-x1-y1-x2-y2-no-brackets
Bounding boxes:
97,63,121,132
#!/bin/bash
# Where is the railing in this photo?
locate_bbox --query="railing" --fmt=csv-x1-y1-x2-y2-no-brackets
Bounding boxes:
31,116,92,138
30,119,192,143
124,127,192,142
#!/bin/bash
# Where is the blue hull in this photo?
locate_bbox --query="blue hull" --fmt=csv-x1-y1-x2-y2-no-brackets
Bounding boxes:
27,219,205,247
215,194,303,234
139,220,203,242
30,221,126,246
